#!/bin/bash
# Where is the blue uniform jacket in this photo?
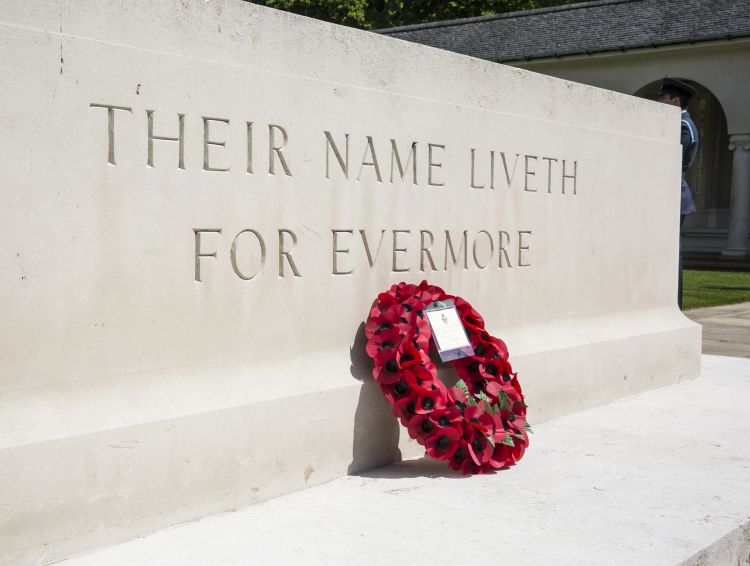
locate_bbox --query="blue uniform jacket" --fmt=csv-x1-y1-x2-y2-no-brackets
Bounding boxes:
680,110,698,215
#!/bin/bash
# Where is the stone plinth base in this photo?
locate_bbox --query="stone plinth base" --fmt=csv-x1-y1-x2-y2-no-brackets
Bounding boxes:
56,355,750,566
1,307,699,565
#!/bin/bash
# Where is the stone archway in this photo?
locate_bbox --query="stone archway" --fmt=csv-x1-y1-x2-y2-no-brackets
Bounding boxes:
635,79,732,236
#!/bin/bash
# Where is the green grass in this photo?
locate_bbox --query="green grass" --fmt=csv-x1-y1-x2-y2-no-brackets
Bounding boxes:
683,269,750,310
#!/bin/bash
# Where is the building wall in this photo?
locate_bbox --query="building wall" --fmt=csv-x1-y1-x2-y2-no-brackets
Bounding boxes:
514,39,750,133
514,39,750,253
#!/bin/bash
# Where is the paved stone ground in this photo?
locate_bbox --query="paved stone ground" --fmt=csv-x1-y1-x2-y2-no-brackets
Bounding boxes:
59,355,750,566
685,301,750,359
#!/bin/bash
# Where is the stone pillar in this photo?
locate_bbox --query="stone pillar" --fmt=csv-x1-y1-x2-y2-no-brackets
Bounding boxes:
722,134,750,257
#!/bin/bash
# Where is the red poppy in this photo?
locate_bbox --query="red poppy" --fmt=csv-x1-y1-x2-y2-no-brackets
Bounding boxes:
469,332,496,363
427,407,463,441
425,426,461,460
414,382,447,415
447,440,471,471
447,387,467,411
414,316,431,351
372,348,402,384
416,280,443,302
512,430,529,461
377,290,399,308
365,327,403,358
459,453,483,474
364,311,407,341
456,303,485,333
364,316,383,340
383,303,414,329
464,423,493,466
391,395,418,424
455,359,486,395
408,363,438,388
406,412,440,441
492,337,509,361
504,407,527,435
514,401,528,420
476,411,503,442
479,360,502,382
397,338,428,370
486,413,507,443
367,302,383,320
489,443,515,469
463,403,490,436
485,380,502,400
380,368,419,405
499,379,523,405
400,294,426,314
510,373,523,395
464,377,487,397
392,282,418,301
365,298,408,337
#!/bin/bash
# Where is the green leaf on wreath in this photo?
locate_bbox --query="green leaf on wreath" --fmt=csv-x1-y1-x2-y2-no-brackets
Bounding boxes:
477,390,490,406
454,379,471,401
497,391,512,411
454,379,484,407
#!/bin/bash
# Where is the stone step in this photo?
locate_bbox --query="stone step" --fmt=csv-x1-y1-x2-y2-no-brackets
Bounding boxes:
683,252,750,271
57,355,750,566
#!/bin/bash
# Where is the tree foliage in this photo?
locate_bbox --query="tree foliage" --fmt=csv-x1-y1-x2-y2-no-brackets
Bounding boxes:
249,0,574,30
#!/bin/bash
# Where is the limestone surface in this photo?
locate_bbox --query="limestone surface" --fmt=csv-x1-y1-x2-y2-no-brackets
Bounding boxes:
0,0,700,562
59,355,750,566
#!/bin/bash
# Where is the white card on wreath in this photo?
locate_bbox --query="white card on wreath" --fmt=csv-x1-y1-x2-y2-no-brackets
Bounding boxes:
424,303,473,361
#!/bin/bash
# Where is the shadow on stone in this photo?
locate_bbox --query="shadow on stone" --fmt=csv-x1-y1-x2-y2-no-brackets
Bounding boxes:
349,321,371,383
347,322,477,479
348,322,403,474
353,455,472,480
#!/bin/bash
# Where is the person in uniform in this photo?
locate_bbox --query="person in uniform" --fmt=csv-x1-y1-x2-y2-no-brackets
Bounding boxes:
658,77,699,309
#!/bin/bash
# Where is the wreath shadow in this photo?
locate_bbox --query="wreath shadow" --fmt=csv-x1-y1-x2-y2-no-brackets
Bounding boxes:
354,455,471,479
347,322,478,479
348,322,402,474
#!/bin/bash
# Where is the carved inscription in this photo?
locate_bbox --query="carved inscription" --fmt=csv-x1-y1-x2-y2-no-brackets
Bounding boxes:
90,102,581,283
470,149,577,195
193,228,302,282
147,109,185,169
90,106,293,176
324,133,444,186
89,103,132,165
202,117,230,172
331,229,532,275
90,105,578,193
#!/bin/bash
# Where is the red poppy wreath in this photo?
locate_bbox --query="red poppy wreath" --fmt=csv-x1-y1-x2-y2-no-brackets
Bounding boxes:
365,281,530,474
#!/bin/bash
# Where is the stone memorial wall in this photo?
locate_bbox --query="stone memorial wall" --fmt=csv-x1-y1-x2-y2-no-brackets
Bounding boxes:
0,1,700,563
